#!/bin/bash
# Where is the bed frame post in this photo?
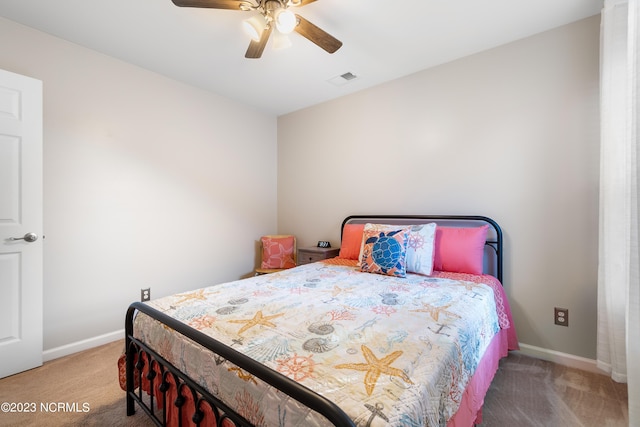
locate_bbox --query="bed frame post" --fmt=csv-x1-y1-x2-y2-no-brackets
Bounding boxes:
125,305,136,416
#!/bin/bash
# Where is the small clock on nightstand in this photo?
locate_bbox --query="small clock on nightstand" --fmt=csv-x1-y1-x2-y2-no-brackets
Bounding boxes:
297,246,340,265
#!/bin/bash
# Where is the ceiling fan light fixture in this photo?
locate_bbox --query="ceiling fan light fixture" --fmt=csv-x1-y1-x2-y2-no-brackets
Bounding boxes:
272,31,292,50
274,8,296,34
242,15,266,41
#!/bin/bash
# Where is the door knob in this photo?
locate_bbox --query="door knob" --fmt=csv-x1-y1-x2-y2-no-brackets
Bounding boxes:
9,232,38,242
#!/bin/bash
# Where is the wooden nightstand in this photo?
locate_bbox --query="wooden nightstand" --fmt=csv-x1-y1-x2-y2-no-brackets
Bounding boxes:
297,247,340,265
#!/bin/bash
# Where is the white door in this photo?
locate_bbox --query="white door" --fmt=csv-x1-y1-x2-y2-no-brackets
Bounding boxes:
0,68,43,378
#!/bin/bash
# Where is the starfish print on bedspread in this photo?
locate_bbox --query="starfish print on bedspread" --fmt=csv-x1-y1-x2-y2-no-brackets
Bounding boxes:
323,284,354,298
335,345,413,396
172,288,208,305
410,303,461,322
228,310,284,336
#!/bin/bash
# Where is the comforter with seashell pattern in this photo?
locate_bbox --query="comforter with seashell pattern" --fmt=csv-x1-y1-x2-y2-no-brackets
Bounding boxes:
132,260,516,426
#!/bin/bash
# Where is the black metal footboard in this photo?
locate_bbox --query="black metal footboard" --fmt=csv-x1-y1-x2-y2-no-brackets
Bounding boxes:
125,302,356,427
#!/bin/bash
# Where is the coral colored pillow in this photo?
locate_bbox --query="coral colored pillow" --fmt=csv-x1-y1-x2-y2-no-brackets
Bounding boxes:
261,236,296,269
339,223,366,260
360,227,410,277
433,225,489,275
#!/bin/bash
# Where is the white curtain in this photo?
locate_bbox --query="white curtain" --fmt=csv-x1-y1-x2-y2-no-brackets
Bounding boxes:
598,0,639,424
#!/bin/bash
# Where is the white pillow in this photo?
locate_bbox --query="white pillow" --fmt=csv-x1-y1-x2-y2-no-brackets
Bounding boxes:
404,223,437,275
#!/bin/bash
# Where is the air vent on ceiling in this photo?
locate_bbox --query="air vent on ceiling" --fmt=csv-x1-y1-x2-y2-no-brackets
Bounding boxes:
327,72,359,86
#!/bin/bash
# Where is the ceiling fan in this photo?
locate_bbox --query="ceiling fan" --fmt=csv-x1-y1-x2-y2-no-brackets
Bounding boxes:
171,0,343,59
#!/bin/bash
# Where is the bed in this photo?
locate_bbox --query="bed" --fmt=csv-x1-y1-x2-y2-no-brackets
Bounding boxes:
122,215,519,426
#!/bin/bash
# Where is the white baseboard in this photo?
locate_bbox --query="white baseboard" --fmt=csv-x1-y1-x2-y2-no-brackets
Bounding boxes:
515,343,608,375
42,329,124,362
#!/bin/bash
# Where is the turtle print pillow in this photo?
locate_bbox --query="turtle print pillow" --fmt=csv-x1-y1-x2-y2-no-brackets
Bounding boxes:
358,223,437,276
359,227,410,277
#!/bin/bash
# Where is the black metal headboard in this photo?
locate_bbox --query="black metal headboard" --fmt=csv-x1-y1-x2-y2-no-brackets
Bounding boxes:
341,215,503,283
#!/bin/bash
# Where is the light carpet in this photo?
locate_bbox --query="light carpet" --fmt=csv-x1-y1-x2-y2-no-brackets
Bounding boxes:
0,341,628,426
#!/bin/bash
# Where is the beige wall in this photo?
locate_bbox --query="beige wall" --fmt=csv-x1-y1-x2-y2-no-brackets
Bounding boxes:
0,17,278,351
278,17,600,359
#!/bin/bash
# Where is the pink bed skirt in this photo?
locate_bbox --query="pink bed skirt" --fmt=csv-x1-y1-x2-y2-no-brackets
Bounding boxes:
447,327,511,426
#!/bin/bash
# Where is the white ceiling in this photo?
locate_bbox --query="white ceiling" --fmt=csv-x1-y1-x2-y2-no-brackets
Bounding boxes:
0,0,603,116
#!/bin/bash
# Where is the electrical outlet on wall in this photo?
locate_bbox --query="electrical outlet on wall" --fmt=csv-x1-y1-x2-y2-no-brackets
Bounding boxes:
554,307,568,326
141,288,151,302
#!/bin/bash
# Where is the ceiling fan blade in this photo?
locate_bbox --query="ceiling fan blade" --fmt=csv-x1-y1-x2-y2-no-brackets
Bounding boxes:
290,0,318,6
294,14,342,54
171,0,245,9
245,26,273,58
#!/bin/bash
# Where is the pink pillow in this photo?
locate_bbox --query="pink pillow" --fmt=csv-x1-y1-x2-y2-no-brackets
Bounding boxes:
261,236,296,269
339,223,365,260
433,225,489,275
